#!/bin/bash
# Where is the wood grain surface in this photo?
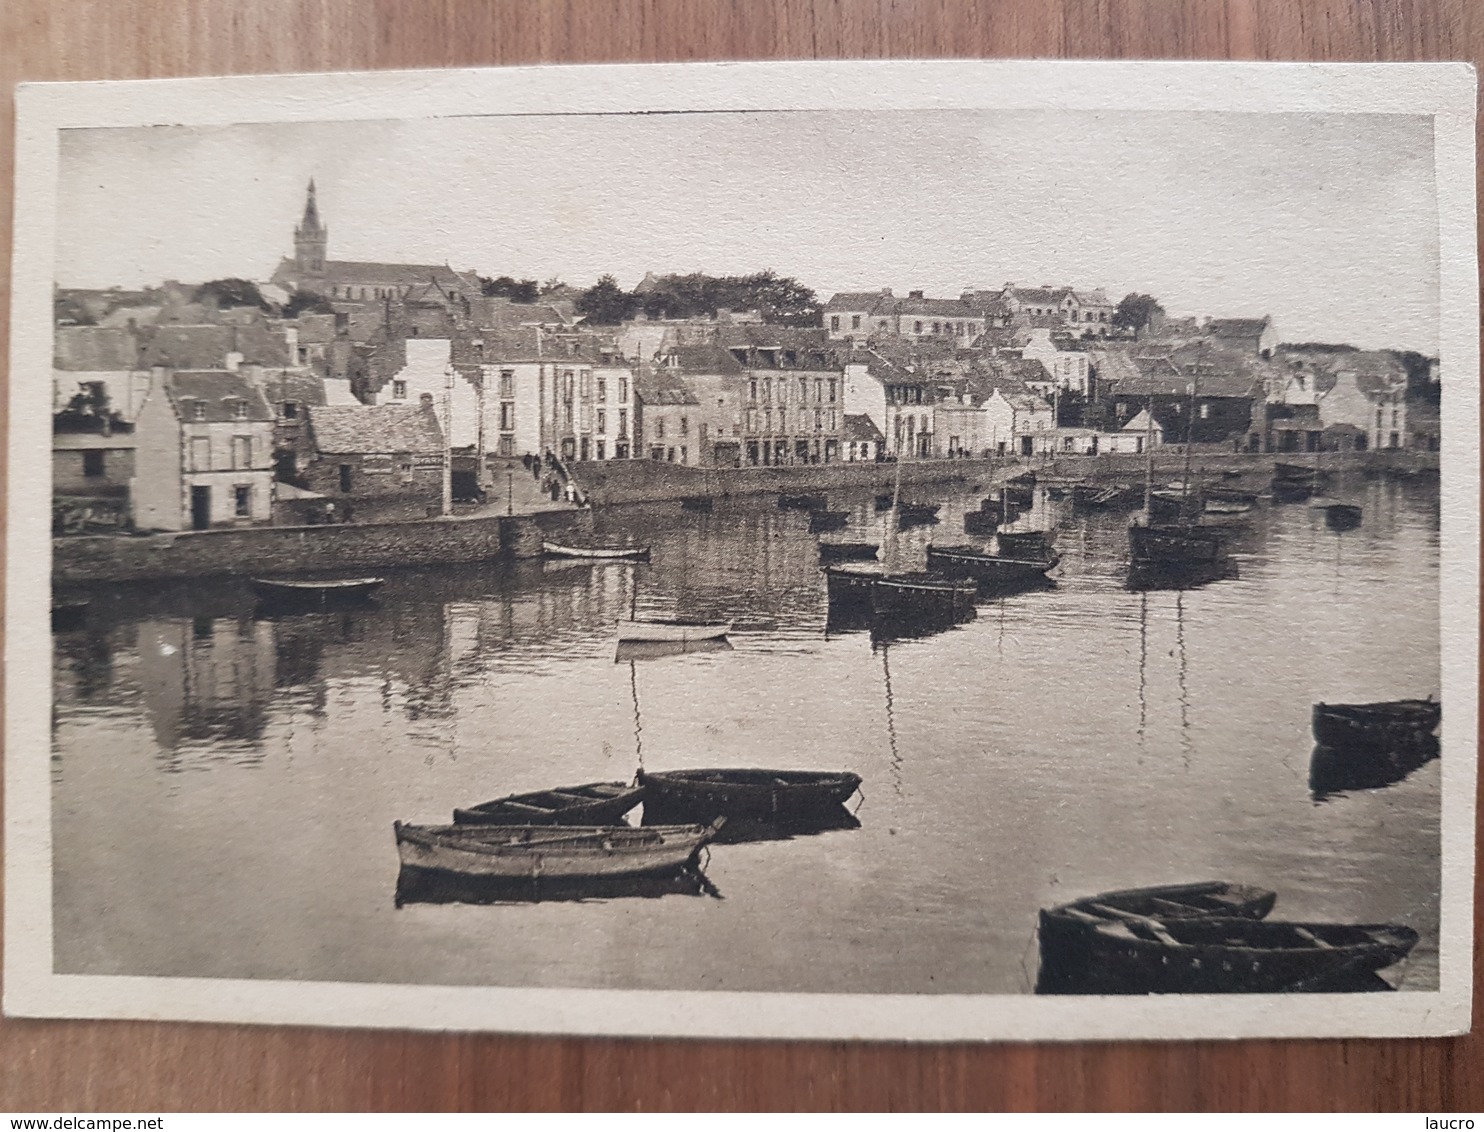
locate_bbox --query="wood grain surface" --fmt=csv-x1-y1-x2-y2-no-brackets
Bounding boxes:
1,0,1479,1112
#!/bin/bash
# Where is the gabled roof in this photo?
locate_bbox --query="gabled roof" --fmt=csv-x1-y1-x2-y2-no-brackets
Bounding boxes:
824,290,894,312
307,403,444,455
1072,289,1113,307
1006,286,1070,305
138,323,291,369
54,326,141,371
842,413,885,442
634,367,700,406
897,297,975,318
668,343,746,376
160,371,275,422
1208,316,1270,339
258,370,329,408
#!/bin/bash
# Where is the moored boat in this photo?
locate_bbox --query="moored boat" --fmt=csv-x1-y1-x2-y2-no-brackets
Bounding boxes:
1274,460,1329,483
1072,483,1137,510
250,576,385,605
637,767,862,818
1204,498,1253,516
453,780,645,826
869,571,977,617
926,543,1060,587
1128,521,1225,566
541,540,651,561
1037,881,1278,990
1312,698,1441,751
996,529,1056,557
1149,489,1206,522
963,510,1001,535
822,562,883,606
393,819,723,881
1069,917,1419,995
616,618,732,643
818,541,881,563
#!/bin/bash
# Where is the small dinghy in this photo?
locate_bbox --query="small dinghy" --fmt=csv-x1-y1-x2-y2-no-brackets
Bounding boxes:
541,540,651,561
616,618,732,644
1312,698,1441,751
869,572,977,617
453,780,645,826
926,544,1060,588
638,767,862,819
1037,881,1277,991
1076,917,1418,995
250,577,384,605
394,820,723,881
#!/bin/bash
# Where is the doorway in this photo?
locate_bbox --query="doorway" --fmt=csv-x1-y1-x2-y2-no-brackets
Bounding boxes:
190,485,211,530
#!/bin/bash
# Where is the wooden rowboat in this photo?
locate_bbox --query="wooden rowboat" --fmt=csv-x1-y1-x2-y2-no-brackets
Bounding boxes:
1037,881,1277,992
250,577,384,604
616,618,732,643
926,544,1060,588
542,540,651,561
1074,917,1418,995
869,572,977,617
638,767,862,819
393,819,723,881
452,780,644,826
1312,698,1441,751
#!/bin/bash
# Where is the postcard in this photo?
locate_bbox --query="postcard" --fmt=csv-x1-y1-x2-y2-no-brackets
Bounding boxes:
6,59,1477,1040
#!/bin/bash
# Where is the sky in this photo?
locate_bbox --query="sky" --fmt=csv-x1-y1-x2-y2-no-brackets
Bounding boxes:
55,109,1439,353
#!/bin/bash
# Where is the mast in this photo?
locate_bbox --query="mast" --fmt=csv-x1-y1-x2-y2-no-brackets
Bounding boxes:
1141,386,1154,523
883,438,904,572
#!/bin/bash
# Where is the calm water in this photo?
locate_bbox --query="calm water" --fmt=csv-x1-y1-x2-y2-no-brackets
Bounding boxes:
52,476,1442,993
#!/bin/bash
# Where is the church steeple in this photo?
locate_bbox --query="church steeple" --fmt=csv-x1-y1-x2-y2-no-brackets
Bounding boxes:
294,178,327,274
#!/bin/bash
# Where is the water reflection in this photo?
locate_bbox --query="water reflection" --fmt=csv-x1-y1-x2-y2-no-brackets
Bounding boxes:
1309,740,1442,803
394,864,716,906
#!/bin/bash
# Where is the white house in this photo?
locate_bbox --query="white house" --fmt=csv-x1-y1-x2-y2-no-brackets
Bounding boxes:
1019,328,1092,395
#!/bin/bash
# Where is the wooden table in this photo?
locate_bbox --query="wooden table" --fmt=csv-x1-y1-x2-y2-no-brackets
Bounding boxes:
2,0,1479,1111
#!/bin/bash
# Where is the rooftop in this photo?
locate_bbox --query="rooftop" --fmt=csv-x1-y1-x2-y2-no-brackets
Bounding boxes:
307,402,444,455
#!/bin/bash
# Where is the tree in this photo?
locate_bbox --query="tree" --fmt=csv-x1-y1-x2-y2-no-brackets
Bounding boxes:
282,291,336,319
576,274,636,325
198,277,270,311
1112,293,1164,339
479,275,540,303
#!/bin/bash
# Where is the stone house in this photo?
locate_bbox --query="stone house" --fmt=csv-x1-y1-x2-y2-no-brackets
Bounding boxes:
132,370,275,531
1207,316,1279,358
635,366,703,465
301,402,445,523
842,413,885,462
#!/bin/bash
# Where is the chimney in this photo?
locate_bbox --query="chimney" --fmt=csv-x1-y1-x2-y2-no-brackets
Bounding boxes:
225,350,243,372
909,290,924,300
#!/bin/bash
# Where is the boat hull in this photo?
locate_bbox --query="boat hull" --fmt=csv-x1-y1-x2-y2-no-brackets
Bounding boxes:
823,564,882,606
250,577,384,605
542,541,651,561
638,768,862,819
1129,523,1225,565
616,619,732,643
1312,700,1441,751
926,546,1060,587
393,821,720,880
818,542,881,563
869,573,977,617
453,781,645,826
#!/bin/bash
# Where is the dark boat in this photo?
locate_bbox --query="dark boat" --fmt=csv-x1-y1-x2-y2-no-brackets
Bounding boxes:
1128,521,1225,566
250,576,384,605
869,572,977,617
51,600,90,631
1067,917,1418,995
1270,478,1316,503
452,780,645,826
996,529,1056,557
637,767,862,819
778,493,827,510
1205,487,1260,505
1312,698,1441,752
542,540,651,561
822,563,882,606
818,541,880,563
807,509,850,533
926,543,1060,587
614,638,734,663
394,819,723,881
1274,461,1330,483
1148,489,1206,522
1316,502,1364,531
680,496,715,512
895,502,941,527
1309,738,1441,802
1037,881,1278,992
396,864,710,906
650,802,862,845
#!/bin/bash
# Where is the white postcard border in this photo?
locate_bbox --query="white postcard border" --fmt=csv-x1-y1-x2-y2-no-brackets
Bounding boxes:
6,59,1478,1041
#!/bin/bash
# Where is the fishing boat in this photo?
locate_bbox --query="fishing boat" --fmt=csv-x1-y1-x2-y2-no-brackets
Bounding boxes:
615,638,733,663
1205,487,1260,505
807,509,851,533
616,618,732,644
1037,881,1278,990
1128,521,1225,565
250,576,385,605
1270,478,1315,503
395,865,709,906
51,600,90,631
1274,460,1330,483
452,780,645,826
393,819,723,881
680,496,715,512
926,543,1060,588
778,492,827,510
1148,489,1205,522
822,562,883,606
637,767,862,818
1071,917,1418,994
541,540,651,561
1312,698,1441,751
870,571,978,617
817,541,881,563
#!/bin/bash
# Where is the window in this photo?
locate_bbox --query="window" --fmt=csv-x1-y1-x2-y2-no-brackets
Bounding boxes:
618,409,628,438
931,322,940,334
914,321,923,334
234,485,252,517
656,417,666,439
498,435,515,457
191,437,210,471
1392,409,1399,427
282,401,299,419
297,347,309,364
619,376,629,402
830,316,840,332
749,379,758,402
500,403,515,430
878,320,888,331
778,409,787,431
499,370,515,398
597,377,607,403
667,448,676,463
192,402,206,421
580,371,592,399
829,410,837,431
83,450,105,477
597,409,607,434
563,403,572,426
762,378,772,402
392,380,407,399
764,409,772,432
815,409,823,431
679,415,688,435
597,440,606,459
399,462,414,485
232,436,252,469
828,379,837,403
339,464,353,493
851,315,861,330
680,446,687,464
799,379,808,402
1199,402,1211,420
562,371,575,400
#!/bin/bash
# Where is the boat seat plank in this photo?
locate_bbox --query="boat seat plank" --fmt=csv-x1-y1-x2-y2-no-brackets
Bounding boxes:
1294,926,1335,949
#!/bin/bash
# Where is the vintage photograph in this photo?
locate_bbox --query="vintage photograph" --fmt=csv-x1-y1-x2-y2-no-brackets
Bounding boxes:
7,61,1478,1040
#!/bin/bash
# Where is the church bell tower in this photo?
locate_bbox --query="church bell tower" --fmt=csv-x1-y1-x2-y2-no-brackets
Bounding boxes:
294,178,328,275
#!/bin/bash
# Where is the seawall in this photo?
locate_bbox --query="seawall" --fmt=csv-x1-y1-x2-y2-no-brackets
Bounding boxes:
54,509,594,585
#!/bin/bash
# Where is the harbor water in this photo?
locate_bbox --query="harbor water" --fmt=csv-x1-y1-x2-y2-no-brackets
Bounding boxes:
51,475,1442,993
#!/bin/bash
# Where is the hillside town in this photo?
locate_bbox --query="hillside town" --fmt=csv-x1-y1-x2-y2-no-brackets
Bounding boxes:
52,181,1441,536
